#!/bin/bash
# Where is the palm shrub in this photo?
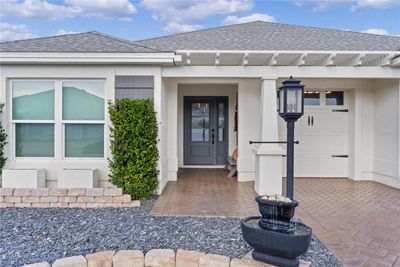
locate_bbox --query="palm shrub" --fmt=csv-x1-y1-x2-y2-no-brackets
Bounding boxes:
0,104,7,173
108,98,159,199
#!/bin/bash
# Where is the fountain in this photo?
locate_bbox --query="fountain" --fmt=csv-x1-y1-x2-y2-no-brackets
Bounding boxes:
242,77,312,267
241,195,312,267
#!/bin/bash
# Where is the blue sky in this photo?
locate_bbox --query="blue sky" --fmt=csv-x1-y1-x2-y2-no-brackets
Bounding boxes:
0,0,399,42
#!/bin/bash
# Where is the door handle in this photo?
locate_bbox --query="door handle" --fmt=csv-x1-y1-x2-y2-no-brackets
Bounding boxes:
308,116,310,126
331,155,348,158
212,129,215,144
311,116,314,126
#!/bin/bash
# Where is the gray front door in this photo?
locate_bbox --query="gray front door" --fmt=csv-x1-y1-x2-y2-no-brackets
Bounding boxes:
184,96,228,165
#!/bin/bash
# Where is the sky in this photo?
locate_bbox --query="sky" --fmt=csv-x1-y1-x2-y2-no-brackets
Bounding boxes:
0,0,399,43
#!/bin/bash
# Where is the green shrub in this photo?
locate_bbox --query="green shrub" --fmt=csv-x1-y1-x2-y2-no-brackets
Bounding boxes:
108,98,159,199
0,104,7,174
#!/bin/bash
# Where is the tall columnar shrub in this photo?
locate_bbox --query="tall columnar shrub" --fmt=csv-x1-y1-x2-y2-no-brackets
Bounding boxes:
0,104,7,173
108,99,159,199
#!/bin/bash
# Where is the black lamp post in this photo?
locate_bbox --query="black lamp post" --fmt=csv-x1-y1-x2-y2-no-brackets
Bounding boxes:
278,76,305,200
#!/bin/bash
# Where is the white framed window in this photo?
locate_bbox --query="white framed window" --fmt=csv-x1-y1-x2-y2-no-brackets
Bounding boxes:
11,80,56,158
62,81,105,158
10,79,106,159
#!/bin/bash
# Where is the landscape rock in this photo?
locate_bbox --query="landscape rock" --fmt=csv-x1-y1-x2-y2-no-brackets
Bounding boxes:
176,249,205,267
199,254,230,267
52,255,87,267
22,262,51,267
145,249,175,267
113,250,144,267
85,251,115,267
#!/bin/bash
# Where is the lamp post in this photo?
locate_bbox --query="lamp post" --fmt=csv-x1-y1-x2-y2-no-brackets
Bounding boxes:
278,76,305,200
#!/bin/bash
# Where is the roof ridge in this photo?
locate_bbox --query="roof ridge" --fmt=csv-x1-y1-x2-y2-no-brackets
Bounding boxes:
133,20,264,43
134,20,400,43
0,31,95,45
91,31,171,53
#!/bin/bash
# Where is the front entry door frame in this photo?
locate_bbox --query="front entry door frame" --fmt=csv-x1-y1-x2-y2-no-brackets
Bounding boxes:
184,96,229,165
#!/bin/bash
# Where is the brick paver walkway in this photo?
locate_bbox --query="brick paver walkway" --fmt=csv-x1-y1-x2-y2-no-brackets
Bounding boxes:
151,168,400,267
151,168,257,217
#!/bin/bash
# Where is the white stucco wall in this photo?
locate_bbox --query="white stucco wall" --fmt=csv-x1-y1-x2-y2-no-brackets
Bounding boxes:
0,65,163,188
163,78,261,182
177,83,238,167
373,79,400,188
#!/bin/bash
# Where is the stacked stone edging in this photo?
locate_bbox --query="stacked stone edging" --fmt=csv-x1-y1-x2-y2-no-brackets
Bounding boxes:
0,188,140,208
22,249,277,267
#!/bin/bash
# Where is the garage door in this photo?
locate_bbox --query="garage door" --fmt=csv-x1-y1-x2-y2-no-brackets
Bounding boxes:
279,90,349,177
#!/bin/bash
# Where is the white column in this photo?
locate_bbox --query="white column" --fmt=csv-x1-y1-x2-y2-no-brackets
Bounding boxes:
253,78,284,195
167,81,178,181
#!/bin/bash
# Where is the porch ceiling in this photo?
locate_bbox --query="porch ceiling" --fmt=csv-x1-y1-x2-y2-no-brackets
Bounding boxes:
177,50,400,67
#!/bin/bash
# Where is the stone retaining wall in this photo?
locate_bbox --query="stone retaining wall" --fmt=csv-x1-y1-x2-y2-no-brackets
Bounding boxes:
0,188,140,208
22,249,277,267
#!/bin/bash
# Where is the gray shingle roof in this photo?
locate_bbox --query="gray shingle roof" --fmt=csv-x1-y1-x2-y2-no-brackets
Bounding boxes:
0,31,162,53
134,21,400,52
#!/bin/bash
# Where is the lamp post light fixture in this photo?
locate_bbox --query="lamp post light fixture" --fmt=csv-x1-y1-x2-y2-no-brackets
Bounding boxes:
278,76,305,200
242,77,311,267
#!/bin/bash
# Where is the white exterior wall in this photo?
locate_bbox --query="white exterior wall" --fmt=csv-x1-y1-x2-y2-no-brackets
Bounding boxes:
177,83,238,167
0,65,163,188
372,79,400,188
163,78,260,182
1,62,399,191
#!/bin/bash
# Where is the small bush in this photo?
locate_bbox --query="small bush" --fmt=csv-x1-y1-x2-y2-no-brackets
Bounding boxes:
108,98,159,199
0,104,7,173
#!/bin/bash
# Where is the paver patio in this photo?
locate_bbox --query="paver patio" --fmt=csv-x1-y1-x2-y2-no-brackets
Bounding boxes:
151,168,400,267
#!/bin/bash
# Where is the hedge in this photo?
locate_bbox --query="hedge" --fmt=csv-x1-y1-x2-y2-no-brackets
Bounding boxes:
108,99,159,200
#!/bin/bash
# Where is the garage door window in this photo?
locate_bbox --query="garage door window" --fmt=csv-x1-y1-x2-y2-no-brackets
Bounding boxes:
326,91,344,106
304,91,320,105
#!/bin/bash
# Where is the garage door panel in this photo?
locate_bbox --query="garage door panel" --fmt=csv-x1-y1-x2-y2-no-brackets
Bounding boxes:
279,90,349,178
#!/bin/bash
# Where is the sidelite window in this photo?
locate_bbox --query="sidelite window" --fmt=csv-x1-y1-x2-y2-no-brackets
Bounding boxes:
62,81,105,158
12,81,55,157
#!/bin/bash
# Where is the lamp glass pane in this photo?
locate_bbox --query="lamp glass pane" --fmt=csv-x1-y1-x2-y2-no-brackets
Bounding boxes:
279,89,284,113
286,88,302,113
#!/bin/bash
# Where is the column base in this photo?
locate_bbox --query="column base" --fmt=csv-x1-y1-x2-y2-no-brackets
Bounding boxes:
253,145,284,196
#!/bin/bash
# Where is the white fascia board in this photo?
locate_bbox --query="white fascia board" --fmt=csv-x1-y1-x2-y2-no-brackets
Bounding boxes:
177,50,397,55
161,66,400,79
0,52,182,65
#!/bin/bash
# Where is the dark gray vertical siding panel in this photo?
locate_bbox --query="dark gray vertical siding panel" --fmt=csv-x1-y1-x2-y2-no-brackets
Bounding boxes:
115,76,154,100
115,76,154,88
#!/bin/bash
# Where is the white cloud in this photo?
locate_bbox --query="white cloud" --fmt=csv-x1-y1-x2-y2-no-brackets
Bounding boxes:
361,28,390,35
0,22,38,42
293,0,349,11
223,13,276,25
1,0,79,20
55,29,79,35
294,0,400,11
65,0,137,21
163,22,204,34
351,0,400,10
1,0,136,21
141,0,253,23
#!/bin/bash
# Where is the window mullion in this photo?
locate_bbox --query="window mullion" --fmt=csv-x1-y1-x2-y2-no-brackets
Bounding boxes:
55,80,62,160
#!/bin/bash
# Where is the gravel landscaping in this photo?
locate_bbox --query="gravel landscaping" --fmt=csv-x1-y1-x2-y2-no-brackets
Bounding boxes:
0,198,341,267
